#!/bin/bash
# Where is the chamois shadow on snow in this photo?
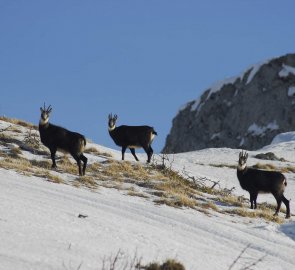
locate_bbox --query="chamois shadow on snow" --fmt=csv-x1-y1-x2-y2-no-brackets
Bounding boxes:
280,222,295,241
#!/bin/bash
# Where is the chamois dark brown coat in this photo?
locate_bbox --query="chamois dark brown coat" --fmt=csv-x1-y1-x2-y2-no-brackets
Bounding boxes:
108,114,157,163
237,151,290,218
39,104,87,176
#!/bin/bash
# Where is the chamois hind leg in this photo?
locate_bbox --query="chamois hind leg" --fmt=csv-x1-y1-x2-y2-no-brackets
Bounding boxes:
282,195,291,218
129,148,139,161
72,153,83,176
142,145,151,163
121,146,127,161
274,196,282,216
80,154,88,176
50,147,57,169
147,146,154,163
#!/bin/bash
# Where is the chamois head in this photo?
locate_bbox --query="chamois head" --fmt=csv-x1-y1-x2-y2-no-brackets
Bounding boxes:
39,103,52,125
108,113,118,132
238,151,248,171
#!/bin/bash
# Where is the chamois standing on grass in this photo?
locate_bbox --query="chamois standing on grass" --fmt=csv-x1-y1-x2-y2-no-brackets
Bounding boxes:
237,151,290,218
108,114,157,163
39,104,87,176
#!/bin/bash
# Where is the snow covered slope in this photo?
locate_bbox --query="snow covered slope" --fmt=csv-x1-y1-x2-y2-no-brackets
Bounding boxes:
0,118,295,270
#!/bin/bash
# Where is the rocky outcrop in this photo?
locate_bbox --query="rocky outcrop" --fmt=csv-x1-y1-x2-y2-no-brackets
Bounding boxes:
163,53,295,153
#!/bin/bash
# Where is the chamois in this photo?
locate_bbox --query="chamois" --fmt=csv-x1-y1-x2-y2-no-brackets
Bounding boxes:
237,151,290,218
108,114,157,163
39,104,87,176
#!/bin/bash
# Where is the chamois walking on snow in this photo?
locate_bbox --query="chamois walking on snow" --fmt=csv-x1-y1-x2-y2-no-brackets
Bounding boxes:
108,114,157,163
237,151,290,218
39,104,87,176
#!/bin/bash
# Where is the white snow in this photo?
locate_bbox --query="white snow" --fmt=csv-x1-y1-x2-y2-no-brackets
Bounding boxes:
247,121,279,136
271,131,295,145
279,64,295,78
1,119,295,270
288,86,295,97
246,60,270,85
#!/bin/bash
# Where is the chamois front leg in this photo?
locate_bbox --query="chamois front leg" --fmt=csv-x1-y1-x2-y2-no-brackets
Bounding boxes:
50,148,57,169
129,148,139,161
121,146,127,161
249,192,258,209
80,154,88,176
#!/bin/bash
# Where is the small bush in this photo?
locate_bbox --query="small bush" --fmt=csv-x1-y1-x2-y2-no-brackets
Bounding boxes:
145,259,185,270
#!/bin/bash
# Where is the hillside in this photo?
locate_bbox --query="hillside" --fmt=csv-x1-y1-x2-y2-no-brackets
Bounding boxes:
0,117,295,270
163,53,295,153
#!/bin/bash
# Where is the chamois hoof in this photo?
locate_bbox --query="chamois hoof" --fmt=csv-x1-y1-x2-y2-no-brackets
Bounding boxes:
285,214,291,219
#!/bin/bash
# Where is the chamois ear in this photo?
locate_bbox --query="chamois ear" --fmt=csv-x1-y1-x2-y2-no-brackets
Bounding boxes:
40,107,44,112
114,114,118,120
245,152,248,160
239,152,242,158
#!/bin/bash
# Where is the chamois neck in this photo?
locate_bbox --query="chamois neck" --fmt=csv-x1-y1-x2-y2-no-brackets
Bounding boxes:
39,120,49,128
108,125,116,132
237,164,247,171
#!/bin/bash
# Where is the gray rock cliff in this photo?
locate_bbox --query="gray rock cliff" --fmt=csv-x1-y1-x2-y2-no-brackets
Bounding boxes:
163,53,295,153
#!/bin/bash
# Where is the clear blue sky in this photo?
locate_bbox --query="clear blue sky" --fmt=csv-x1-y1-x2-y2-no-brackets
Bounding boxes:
1,0,295,153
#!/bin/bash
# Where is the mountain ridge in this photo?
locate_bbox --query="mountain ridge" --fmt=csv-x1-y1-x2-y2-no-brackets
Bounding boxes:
163,53,295,153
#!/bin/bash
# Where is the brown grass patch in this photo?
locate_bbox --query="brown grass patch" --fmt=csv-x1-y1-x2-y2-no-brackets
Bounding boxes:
30,159,52,169
252,163,277,171
58,155,79,175
0,156,32,173
252,163,295,174
8,146,22,158
201,201,219,211
75,175,97,188
0,116,37,129
154,193,197,209
208,163,236,169
127,189,149,198
223,207,284,223
34,169,64,183
215,195,245,207
84,147,113,157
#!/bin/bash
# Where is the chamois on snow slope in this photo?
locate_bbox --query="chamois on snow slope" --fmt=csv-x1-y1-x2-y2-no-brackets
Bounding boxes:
237,151,290,218
108,114,157,163
39,104,87,176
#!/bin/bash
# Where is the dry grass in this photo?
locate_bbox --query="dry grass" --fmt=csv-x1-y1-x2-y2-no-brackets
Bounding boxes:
84,147,113,157
215,194,245,208
127,189,149,198
0,116,37,129
58,155,79,175
102,160,153,182
8,146,22,158
209,163,236,169
253,162,295,173
145,259,185,270
252,163,277,171
0,156,33,173
223,207,284,223
34,170,64,184
74,175,97,189
30,159,52,169
201,201,219,211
